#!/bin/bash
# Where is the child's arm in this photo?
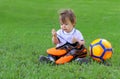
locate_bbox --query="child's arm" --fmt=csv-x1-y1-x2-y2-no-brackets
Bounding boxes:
78,40,85,46
72,37,85,46
52,29,59,45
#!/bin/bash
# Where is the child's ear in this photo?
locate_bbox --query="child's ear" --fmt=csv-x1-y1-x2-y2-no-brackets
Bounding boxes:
72,22,76,26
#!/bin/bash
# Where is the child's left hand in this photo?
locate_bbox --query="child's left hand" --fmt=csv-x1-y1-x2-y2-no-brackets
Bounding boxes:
52,29,57,37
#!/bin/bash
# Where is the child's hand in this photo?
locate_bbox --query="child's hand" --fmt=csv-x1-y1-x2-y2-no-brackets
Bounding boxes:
52,29,57,37
72,37,78,43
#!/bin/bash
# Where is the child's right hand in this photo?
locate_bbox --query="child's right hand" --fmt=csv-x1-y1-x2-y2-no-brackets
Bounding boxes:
72,37,78,43
52,29,57,37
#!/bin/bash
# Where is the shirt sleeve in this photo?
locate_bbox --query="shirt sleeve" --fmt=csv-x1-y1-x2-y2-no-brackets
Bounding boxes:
76,30,84,41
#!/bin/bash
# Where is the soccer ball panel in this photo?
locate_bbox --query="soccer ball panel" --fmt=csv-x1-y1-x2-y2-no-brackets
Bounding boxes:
91,38,101,45
92,45,104,57
103,51,112,60
102,39,112,48
93,58,101,62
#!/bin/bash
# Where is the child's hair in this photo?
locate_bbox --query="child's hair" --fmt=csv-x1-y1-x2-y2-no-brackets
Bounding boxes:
59,9,76,26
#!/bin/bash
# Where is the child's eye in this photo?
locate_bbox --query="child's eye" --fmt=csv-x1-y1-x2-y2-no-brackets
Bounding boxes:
60,23,68,26
60,24,63,25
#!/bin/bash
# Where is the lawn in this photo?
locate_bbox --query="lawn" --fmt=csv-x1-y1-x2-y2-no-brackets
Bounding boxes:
0,0,120,79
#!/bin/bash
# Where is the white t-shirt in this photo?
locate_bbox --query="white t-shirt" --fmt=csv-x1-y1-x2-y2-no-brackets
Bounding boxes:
56,28,84,47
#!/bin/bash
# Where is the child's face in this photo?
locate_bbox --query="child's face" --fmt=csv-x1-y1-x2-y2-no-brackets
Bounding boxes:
60,18,74,33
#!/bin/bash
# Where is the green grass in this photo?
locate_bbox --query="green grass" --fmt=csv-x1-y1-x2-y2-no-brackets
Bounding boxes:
0,0,120,79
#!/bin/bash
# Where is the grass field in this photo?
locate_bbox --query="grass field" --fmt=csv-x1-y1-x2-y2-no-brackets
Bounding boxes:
0,0,120,79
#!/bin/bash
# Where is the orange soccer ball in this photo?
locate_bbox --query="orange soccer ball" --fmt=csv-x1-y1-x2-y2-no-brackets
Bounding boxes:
89,38,113,62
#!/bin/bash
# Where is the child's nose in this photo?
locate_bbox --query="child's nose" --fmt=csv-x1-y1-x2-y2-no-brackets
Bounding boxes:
62,24,66,27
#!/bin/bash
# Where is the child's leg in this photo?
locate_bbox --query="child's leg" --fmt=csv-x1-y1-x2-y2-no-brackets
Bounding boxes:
76,46,87,58
39,54,61,63
55,49,77,64
55,55,73,64
47,47,67,56
39,55,51,63
74,46,91,64
56,46,89,64
47,54,61,61
55,47,88,64
39,55,55,63
74,57,91,64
